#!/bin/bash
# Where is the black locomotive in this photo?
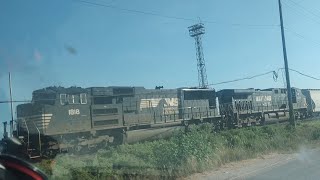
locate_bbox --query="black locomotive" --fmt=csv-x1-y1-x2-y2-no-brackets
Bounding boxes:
13,86,218,158
218,88,309,127
4,86,320,158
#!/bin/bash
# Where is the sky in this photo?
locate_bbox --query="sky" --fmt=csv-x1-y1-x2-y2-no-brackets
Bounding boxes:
1,0,320,122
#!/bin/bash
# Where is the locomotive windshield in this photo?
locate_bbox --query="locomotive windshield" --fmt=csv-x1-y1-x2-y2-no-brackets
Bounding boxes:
32,92,56,105
183,90,215,100
183,89,216,108
93,96,113,104
60,93,87,105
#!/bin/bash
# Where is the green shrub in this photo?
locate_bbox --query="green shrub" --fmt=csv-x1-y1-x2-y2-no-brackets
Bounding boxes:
36,120,320,179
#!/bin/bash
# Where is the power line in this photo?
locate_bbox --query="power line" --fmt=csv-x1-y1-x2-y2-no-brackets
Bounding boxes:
289,68,320,80
286,0,320,19
75,0,196,21
282,0,320,25
277,67,320,80
203,20,278,28
284,26,320,47
0,71,278,103
0,100,31,104
74,0,279,28
208,67,320,86
208,71,277,86
1,68,319,103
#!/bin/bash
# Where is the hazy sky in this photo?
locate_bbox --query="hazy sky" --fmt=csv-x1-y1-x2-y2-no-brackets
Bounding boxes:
1,0,320,122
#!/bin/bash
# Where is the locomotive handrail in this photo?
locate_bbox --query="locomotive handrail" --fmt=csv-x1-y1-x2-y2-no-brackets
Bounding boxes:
22,118,30,150
218,101,307,115
32,120,41,157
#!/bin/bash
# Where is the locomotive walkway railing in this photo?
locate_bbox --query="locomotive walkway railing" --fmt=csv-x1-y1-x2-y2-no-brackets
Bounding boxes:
31,120,41,158
21,118,30,151
219,101,306,115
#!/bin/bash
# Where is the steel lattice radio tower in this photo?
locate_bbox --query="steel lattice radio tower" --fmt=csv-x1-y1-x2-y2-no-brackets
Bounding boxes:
188,23,208,88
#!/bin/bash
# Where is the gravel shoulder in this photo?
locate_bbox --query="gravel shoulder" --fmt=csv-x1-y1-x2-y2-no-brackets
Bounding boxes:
182,152,299,180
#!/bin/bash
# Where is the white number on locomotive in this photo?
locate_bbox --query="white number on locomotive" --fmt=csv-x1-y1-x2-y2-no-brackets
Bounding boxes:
68,109,80,115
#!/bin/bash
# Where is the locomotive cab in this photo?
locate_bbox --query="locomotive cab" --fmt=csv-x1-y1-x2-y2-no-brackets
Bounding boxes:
15,87,94,157
301,89,320,116
179,88,219,124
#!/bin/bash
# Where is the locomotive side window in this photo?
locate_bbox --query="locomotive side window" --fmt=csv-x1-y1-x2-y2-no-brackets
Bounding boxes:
68,95,74,104
80,93,87,104
184,90,216,109
274,90,279,94
184,91,200,100
60,94,67,105
184,90,214,100
93,96,113,104
74,95,80,104
68,95,80,104
113,87,134,95
233,94,249,99
209,98,216,109
281,89,287,94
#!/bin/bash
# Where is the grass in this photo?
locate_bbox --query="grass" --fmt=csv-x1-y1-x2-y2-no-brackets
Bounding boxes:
37,120,320,179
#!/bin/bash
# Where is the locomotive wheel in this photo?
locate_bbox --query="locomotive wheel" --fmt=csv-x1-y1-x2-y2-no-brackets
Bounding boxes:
295,112,300,120
73,145,91,154
113,131,127,145
43,150,58,158
226,115,233,129
75,145,82,153
122,132,128,145
213,121,220,131
261,116,266,125
96,140,108,149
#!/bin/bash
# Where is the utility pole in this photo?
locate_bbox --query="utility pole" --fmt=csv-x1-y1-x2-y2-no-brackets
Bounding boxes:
9,72,14,136
188,23,208,88
278,0,295,127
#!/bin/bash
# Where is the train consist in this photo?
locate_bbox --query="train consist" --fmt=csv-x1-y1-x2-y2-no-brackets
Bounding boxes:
5,86,320,158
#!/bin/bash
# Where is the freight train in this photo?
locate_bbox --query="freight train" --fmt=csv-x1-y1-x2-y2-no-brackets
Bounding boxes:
3,86,320,158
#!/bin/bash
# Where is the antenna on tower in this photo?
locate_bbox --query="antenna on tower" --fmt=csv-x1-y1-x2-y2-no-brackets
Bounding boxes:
188,22,208,88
